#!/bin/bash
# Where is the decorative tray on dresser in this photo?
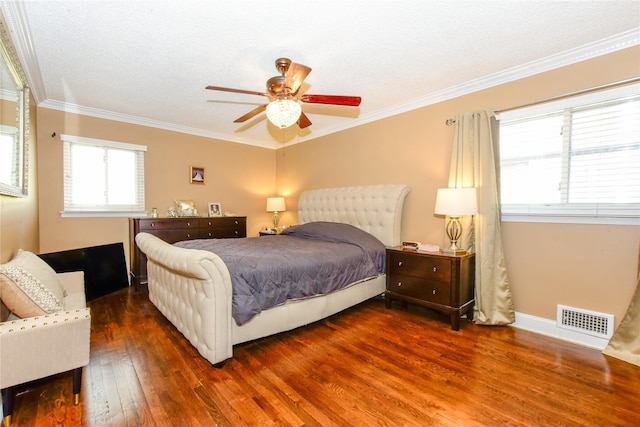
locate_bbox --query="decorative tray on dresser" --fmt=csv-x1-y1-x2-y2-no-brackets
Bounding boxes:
385,246,475,330
128,216,246,287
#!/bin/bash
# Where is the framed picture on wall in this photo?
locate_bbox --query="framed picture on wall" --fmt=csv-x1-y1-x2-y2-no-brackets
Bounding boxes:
190,166,205,184
208,202,222,217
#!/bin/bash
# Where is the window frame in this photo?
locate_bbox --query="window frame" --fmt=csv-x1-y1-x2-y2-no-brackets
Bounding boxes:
61,134,147,218
497,84,640,226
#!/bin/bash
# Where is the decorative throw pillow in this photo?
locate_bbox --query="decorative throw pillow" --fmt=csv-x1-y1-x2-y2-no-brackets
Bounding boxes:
0,249,66,318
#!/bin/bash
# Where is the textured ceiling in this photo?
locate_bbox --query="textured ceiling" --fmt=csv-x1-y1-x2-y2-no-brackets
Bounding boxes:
1,0,639,149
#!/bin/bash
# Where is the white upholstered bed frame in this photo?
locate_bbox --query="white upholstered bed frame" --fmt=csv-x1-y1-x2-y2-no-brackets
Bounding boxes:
135,184,410,365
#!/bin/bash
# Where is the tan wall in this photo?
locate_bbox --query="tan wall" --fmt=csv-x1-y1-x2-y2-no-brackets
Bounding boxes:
276,46,640,326
0,95,39,262
4,46,637,329
35,109,276,269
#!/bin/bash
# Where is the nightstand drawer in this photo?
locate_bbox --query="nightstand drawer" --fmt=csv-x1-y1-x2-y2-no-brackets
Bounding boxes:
387,274,450,306
388,251,451,282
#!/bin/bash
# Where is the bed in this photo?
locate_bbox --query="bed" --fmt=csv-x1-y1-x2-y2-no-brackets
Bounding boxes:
135,184,410,365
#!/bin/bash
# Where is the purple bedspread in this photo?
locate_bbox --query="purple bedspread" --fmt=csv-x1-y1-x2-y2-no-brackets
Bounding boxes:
174,222,386,325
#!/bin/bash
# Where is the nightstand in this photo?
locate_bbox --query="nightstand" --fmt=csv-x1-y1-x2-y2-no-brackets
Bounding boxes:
385,247,475,330
259,229,279,236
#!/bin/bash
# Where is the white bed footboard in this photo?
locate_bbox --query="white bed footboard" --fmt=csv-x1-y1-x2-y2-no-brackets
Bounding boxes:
135,232,235,364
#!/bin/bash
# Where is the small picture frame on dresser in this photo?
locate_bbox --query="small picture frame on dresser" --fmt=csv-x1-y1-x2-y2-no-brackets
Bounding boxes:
208,202,222,217
190,166,205,184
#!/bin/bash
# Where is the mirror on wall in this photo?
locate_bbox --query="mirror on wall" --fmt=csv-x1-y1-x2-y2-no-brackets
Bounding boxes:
0,15,29,197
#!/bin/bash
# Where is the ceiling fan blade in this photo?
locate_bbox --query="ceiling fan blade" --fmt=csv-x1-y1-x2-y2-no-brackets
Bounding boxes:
206,85,267,97
297,111,312,129
283,63,312,95
300,94,361,106
233,104,267,123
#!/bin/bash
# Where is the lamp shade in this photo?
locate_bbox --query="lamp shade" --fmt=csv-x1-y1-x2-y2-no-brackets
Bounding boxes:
265,99,301,128
434,187,478,216
266,197,286,212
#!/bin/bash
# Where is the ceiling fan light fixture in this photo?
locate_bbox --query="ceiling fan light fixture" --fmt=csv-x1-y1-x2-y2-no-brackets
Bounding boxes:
266,99,301,128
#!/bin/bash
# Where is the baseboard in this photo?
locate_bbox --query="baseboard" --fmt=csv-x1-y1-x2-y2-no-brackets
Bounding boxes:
511,311,609,350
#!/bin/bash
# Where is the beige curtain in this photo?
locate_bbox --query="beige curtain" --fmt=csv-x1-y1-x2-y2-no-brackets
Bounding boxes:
602,255,640,366
448,111,515,325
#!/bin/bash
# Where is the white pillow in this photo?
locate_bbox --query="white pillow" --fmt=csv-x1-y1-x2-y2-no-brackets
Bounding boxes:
0,250,66,317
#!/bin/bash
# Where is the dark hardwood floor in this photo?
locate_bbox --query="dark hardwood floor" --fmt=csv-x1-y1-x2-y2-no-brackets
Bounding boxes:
7,287,640,426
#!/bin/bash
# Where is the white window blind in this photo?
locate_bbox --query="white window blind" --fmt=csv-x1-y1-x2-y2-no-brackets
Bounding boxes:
62,134,146,217
498,84,640,224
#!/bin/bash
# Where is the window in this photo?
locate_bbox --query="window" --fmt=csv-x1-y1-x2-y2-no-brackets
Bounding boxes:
498,85,640,224
62,134,146,217
0,125,18,186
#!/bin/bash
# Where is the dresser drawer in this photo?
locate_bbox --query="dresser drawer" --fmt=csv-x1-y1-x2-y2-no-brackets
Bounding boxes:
388,251,451,282
387,274,450,306
138,218,199,231
152,229,199,243
200,217,246,238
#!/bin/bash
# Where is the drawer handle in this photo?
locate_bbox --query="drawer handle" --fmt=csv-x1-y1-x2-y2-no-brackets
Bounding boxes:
397,281,402,287
208,221,212,226
187,222,191,227
234,230,239,235
433,267,437,272
398,261,402,267
234,220,239,225
432,289,437,295
150,223,155,227
187,233,191,238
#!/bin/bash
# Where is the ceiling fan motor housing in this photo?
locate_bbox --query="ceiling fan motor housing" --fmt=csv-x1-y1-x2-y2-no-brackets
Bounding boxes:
206,57,360,129
267,75,288,98
274,57,292,75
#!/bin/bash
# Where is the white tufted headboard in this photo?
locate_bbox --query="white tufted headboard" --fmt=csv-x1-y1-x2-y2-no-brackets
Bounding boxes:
297,184,411,247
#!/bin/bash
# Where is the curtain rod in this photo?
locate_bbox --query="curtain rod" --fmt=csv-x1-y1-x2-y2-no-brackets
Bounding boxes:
445,76,640,126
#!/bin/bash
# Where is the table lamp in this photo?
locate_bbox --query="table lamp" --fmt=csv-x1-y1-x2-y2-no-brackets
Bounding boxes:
434,187,478,254
266,197,286,230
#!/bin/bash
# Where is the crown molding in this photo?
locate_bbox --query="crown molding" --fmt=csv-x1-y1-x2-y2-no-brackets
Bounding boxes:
0,1,46,104
289,28,640,146
345,28,640,132
38,99,278,149
2,0,637,150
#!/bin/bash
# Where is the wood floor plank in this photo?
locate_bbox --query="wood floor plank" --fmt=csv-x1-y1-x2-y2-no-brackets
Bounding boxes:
7,287,640,426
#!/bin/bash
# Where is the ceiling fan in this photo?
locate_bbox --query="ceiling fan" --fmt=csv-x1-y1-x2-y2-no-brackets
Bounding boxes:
206,57,361,129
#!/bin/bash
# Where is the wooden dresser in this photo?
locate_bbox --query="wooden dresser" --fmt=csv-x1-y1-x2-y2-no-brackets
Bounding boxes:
129,216,246,286
385,247,475,330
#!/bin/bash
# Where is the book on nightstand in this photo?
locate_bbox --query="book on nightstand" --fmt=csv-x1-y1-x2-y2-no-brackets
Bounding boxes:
402,241,420,250
417,243,440,253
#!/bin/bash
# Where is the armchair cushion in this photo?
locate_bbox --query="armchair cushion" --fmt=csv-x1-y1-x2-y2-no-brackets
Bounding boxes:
0,250,66,318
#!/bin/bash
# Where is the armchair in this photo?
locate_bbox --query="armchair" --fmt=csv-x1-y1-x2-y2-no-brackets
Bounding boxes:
0,268,91,427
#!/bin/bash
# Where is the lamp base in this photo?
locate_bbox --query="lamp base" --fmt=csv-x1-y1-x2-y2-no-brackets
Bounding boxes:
444,216,467,255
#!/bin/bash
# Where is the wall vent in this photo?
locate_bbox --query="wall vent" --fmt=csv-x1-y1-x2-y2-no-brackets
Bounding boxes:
556,305,614,339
